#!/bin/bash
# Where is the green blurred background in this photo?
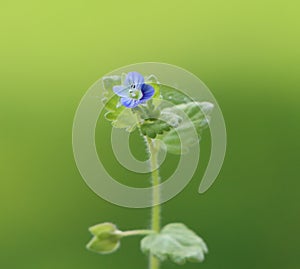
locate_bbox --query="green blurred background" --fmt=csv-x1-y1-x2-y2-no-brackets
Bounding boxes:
1,0,299,268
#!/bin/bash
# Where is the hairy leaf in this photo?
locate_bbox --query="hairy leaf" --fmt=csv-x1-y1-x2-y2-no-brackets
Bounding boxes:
141,223,208,265
158,101,214,155
159,84,193,105
140,119,171,139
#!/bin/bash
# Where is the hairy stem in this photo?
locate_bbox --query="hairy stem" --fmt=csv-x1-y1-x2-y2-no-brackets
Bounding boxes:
146,137,161,269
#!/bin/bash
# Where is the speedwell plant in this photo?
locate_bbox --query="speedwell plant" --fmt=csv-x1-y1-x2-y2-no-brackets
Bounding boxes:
86,72,213,269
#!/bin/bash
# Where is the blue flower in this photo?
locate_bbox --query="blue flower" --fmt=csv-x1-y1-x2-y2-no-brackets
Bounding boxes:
113,72,155,108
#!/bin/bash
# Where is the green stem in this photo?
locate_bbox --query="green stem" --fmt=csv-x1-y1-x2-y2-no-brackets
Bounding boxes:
115,229,154,237
146,137,161,269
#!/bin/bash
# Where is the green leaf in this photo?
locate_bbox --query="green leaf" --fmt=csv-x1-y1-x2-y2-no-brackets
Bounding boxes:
136,84,213,147
157,101,213,155
103,97,137,132
141,223,208,265
140,119,171,139
160,84,193,105
111,109,138,132
102,75,122,92
132,100,160,120
102,75,123,115
87,223,121,254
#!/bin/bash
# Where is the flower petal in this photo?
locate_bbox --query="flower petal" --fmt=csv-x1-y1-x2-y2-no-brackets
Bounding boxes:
124,72,144,88
140,84,155,102
113,85,130,98
120,97,140,108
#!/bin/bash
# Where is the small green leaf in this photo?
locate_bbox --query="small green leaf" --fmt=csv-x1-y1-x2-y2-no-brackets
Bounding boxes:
102,75,121,92
102,75,124,115
140,119,171,139
104,95,123,113
87,223,121,254
141,223,208,265
103,100,137,132
111,109,137,132
132,100,160,120
89,222,117,236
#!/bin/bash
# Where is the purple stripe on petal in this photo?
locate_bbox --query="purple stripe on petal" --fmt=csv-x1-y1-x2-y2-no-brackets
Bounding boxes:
124,72,144,87
120,97,139,108
140,84,155,101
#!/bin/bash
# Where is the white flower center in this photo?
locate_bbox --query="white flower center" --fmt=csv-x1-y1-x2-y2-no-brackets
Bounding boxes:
129,84,142,100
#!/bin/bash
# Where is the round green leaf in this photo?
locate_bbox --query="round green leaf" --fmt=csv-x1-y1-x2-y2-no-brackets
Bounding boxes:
141,223,208,265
